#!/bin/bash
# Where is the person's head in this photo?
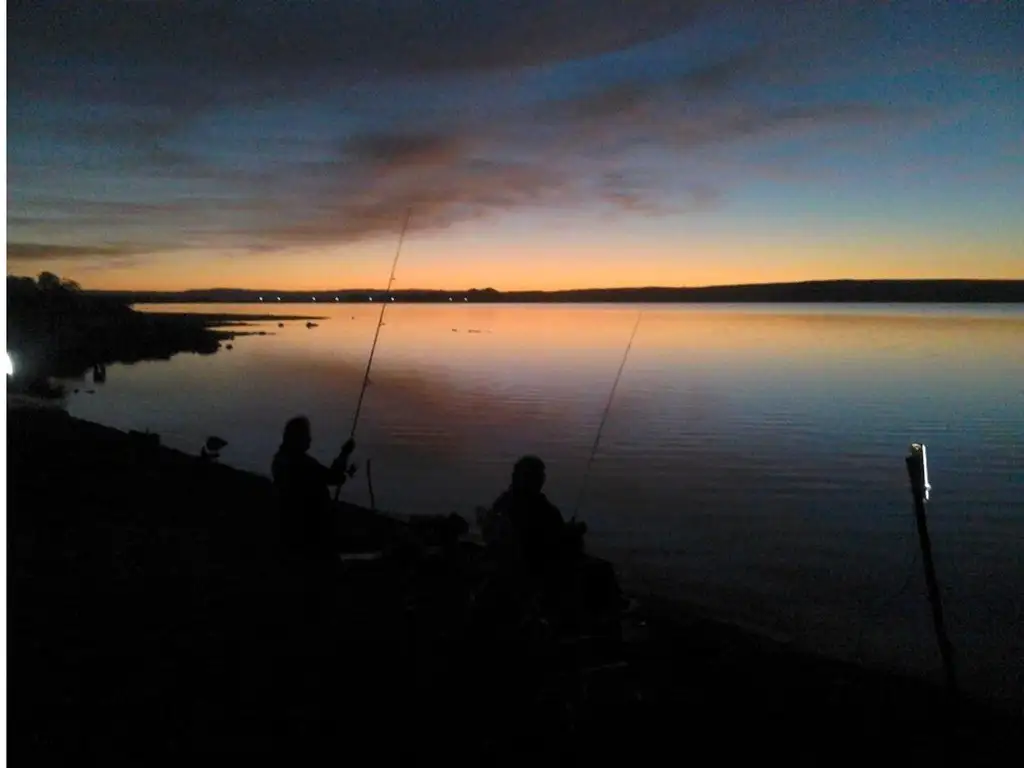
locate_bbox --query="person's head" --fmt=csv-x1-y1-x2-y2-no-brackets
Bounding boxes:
511,455,546,495
281,416,312,454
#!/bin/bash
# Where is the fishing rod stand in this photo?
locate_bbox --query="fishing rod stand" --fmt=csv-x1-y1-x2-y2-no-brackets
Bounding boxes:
905,443,958,702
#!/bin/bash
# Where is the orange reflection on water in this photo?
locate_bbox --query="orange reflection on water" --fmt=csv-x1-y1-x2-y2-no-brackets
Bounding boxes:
146,302,1024,376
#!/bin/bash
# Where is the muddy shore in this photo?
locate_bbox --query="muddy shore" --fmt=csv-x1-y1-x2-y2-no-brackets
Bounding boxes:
7,406,1020,763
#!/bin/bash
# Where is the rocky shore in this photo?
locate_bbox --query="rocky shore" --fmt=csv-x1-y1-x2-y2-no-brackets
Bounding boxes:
7,406,1021,763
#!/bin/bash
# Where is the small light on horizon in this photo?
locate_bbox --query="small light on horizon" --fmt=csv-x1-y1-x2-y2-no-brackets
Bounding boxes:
335,297,339,301
6,351,14,377
464,297,469,302
449,297,453,301
390,297,395,301
312,297,317,301
258,296,263,302
276,297,281,301
369,297,374,302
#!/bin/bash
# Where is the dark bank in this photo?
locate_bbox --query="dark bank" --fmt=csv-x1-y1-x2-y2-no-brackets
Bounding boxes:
5,273,322,398
7,406,1021,764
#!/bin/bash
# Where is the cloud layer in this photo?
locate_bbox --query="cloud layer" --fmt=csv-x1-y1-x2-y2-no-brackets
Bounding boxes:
8,1,1020,268
9,1,711,80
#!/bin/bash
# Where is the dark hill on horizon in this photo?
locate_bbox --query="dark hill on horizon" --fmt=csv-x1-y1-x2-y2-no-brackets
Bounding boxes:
85,279,1024,304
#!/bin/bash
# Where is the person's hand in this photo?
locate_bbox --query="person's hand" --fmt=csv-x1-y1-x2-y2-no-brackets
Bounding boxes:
341,438,356,455
568,520,588,537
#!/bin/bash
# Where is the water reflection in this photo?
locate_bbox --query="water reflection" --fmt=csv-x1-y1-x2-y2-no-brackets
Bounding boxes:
74,302,1024,703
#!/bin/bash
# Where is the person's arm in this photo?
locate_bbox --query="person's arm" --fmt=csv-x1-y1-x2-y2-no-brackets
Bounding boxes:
324,438,356,485
545,500,587,548
542,498,567,531
480,492,513,544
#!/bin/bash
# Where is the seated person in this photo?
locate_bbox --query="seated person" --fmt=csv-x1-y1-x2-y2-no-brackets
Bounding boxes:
487,455,585,576
481,456,623,635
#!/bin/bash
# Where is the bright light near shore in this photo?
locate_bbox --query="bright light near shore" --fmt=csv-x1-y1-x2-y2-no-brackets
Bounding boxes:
6,351,14,377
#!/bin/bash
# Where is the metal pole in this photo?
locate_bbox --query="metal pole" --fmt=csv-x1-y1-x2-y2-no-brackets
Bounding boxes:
905,443,958,698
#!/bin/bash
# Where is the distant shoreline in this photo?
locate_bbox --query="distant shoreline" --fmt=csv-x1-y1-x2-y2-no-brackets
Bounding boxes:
140,311,327,323
91,279,1024,304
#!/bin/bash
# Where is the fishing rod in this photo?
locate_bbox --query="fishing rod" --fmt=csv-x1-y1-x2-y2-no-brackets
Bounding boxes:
334,207,412,501
570,311,643,521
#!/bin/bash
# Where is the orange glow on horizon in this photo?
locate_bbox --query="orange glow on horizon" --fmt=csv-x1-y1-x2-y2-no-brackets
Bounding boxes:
7,235,1023,292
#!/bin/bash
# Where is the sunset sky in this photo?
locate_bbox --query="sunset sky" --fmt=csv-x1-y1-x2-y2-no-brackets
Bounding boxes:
7,1,1023,291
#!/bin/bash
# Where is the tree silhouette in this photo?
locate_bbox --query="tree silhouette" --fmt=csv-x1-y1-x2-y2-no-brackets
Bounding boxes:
36,271,82,293
37,271,62,292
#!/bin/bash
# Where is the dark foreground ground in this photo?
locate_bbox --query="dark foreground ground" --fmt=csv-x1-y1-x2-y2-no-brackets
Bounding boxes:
7,407,1022,765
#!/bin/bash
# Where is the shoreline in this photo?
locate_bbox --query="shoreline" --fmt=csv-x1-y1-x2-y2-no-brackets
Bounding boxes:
8,403,1021,760
90,278,1024,304
136,311,327,324
6,276,333,396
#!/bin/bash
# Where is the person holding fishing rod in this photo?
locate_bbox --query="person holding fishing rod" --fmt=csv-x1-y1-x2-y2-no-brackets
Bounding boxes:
272,415,358,564
476,315,642,636
274,209,407,566
487,456,587,569
476,454,622,640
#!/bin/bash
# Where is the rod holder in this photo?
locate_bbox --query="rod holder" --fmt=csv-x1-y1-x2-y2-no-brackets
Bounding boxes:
907,442,931,502
905,442,958,702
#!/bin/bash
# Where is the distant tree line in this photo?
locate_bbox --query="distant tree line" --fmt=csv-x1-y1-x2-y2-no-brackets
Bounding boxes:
84,280,1024,304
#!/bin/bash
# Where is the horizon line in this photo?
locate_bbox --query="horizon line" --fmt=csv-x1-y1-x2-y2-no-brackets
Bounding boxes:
78,277,1024,294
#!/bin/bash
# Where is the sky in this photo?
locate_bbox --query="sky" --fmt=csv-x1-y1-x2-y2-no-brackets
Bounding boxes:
6,0,1024,291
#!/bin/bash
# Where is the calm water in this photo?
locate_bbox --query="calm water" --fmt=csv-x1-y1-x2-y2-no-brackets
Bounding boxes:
66,303,1024,704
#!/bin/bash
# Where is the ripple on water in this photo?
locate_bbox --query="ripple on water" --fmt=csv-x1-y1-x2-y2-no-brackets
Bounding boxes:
67,303,1024,704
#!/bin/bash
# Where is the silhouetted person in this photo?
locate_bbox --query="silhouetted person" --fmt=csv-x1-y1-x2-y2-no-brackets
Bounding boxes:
479,456,586,622
272,416,356,562
489,455,584,575
480,455,622,636
269,419,359,747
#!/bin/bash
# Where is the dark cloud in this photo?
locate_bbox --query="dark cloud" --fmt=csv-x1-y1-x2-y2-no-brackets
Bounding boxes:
7,98,900,255
344,132,471,168
248,155,576,247
264,94,899,244
540,50,768,122
6,243,141,262
8,0,714,104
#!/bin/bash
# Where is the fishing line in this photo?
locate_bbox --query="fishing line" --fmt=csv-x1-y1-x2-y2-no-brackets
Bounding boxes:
571,311,643,522
851,541,919,666
334,207,411,501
